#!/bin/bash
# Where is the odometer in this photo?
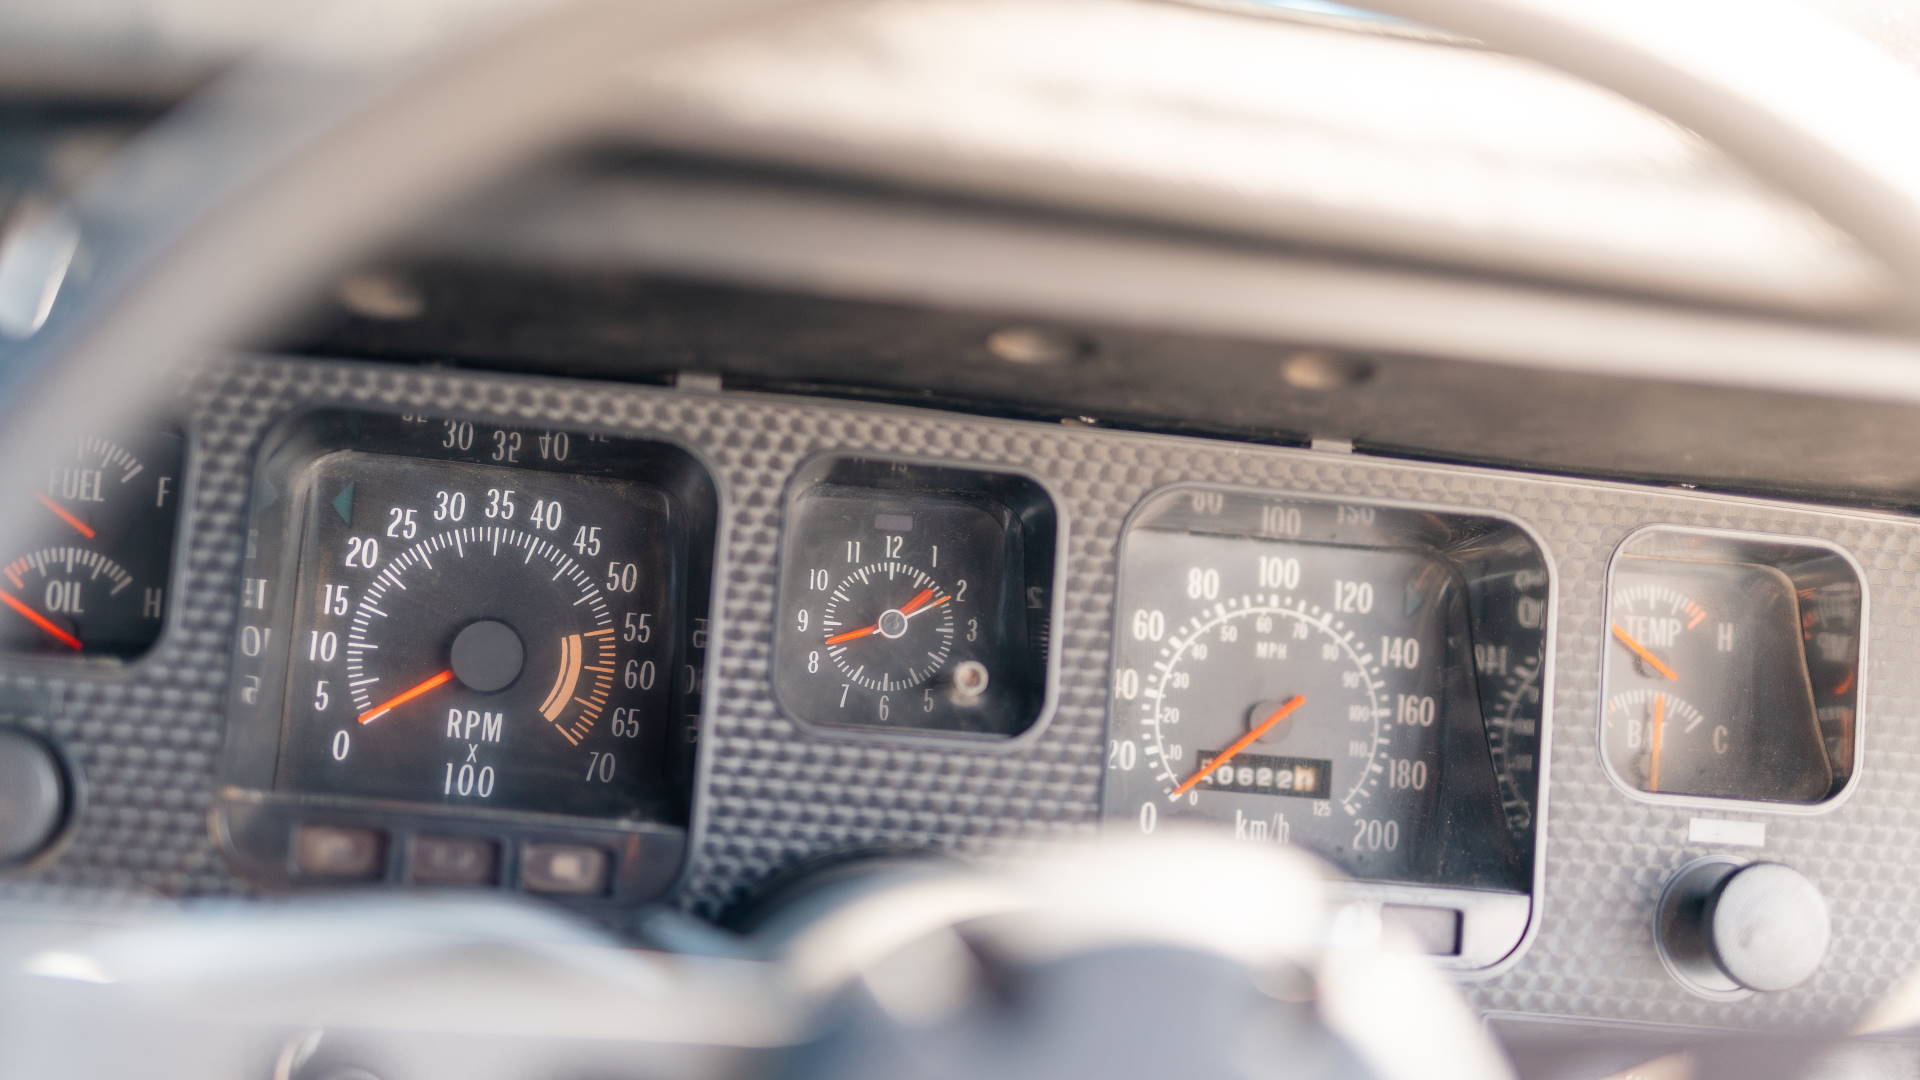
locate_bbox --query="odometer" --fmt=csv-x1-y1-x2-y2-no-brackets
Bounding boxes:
276,451,682,819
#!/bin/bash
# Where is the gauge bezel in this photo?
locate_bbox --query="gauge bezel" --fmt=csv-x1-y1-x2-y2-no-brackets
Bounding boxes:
768,449,1067,749
1099,481,1558,974
214,407,724,903
1596,523,1869,816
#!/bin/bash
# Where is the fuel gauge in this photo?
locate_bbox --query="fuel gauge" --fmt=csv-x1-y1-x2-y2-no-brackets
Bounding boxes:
1599,528,1863,807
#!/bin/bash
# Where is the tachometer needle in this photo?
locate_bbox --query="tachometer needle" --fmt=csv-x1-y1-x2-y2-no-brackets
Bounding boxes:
823,588,949,645
0,591,82,651
34,493,96,540
1609,623,1679,682
1649,692,1667,793
1172,695,1306,798
358,668,455,724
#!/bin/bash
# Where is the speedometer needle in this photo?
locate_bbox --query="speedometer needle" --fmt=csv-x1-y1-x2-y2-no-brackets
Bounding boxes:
1172,695,1306,798
823,587,949,645
1610,623,1679,682
358,668,454,724
0,591,83,651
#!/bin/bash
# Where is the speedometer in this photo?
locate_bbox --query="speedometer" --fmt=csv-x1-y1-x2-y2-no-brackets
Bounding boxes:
1118,545,1451,882
1100,486,1550,905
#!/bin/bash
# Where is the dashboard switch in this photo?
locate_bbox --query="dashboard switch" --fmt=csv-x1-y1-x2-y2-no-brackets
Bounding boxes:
1656,856,1829,996
521,843,608,896
0,729,65,864
410,834,497,886
292,825,385,880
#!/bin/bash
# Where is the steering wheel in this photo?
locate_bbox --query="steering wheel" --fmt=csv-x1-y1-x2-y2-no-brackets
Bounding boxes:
8,0,1920,1076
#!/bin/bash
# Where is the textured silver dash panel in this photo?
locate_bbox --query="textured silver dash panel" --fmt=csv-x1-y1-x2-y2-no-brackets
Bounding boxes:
3,353,1918,1033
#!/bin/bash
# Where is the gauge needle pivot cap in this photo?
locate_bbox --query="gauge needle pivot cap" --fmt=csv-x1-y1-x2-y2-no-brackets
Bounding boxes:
1610,622,1679,682
1172,695,1306,798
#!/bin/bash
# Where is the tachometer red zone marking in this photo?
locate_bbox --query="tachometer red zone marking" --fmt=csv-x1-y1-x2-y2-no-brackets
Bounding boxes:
564,627,618,743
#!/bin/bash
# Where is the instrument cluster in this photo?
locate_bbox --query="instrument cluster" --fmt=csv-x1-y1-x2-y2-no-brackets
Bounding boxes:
0,367,1885,1006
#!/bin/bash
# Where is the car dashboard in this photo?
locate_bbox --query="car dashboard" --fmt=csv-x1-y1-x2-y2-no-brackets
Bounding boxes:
9,0,1920,1069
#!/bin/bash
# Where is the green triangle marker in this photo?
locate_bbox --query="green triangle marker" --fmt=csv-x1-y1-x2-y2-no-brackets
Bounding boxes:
331,481,355,524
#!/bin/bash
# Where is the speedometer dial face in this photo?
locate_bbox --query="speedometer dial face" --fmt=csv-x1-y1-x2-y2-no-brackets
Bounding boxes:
275,451,683,819
1101,487,1548,899
1105,531,1453,884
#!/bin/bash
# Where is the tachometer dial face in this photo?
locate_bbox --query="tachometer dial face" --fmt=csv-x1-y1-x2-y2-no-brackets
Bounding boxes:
773,477,1054,738
0,430,182,658
276,452,683,819
1600,552,1839,804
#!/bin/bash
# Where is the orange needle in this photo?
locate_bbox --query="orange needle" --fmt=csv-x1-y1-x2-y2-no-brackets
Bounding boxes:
358,669,454,724
0,591,83,651
823,588,946,646
1610,623,1679,682
34,493,96,540
1649,693,1666,792
1172,695,1306,798
823,623,877,646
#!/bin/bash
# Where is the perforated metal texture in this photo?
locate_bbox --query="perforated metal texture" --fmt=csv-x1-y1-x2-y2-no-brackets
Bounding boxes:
3,353,1918,1033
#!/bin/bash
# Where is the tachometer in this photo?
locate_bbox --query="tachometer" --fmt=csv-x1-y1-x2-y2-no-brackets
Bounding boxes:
276,452,680,819
220,410,719,899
